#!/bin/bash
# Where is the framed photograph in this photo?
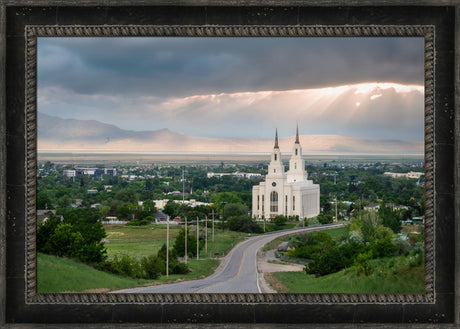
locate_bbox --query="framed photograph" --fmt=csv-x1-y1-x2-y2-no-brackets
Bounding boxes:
1,2,458,327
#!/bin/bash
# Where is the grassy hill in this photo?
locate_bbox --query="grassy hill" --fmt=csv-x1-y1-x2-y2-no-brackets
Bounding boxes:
266,258,424,293
37,252,220,293
37,252,156,293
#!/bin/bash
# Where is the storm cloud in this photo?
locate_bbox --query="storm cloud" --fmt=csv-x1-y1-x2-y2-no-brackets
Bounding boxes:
37,37,424,140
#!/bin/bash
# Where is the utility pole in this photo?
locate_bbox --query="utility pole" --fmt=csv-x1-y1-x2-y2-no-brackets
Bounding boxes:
166,217,169,277
335,194,338,223
205,215,208,256
263,215,265,233
212,208,215,243
182,167,185,204
184,216,187,264
222,201,226,232
196,216,199,260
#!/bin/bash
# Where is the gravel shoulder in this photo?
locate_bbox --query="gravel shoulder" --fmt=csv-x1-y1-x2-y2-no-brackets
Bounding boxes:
257,248,304,293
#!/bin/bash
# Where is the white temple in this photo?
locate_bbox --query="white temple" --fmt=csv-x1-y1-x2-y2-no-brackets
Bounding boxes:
252,125,320,220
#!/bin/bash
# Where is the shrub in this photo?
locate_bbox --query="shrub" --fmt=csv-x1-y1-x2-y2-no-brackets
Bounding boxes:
141,255,164,279
307,217,320,226
354,252,373,276
392,235,411,255
112,254,142,278
173,228,200,257
273,215,287,227
347,230,365,245
317,212,333,225
126,219,150,226
369,236,398,258
227,215,262,233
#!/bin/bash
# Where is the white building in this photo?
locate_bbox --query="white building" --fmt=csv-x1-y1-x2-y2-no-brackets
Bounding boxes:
252,125,320,220
63,169,76,178
383,171,424,179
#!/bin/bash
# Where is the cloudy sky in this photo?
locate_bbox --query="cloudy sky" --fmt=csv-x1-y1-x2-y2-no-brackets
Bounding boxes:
37,37,424,141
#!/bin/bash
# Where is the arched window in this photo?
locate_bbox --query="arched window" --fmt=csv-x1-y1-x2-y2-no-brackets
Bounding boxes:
270,191,278,213
295,148,298,156
274,154,277,161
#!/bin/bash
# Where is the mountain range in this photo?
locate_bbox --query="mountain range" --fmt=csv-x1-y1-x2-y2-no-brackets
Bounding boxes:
37,112,423,155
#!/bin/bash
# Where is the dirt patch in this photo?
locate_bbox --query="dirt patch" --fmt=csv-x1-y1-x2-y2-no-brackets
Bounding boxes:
106,231,125,237
264,273,288,293
81,288,110,293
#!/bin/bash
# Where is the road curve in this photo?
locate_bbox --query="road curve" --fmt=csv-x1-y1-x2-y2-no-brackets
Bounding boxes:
114,223,344,294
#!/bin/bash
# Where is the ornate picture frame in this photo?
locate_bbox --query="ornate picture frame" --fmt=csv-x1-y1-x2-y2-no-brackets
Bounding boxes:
1,3,457,326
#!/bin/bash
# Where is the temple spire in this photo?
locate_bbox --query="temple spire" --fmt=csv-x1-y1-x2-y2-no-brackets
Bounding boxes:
295,120,300,144
274,128,279,149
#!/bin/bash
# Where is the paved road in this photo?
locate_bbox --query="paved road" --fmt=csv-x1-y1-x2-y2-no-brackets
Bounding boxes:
116,223,344,293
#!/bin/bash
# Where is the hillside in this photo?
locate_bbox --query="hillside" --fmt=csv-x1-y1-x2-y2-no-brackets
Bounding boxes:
38,112,423,154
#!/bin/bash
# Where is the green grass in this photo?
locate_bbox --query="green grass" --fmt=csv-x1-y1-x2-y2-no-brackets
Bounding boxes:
37,252,156,293
267,258,425,293
262,225,348,252
323,226,348,240
204,230,250,257
104,224,249,260
38,224,246,293
37,252,220,293
104,224,181,260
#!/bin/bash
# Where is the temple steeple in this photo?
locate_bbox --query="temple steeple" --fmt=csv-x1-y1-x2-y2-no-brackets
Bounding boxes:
274,128,279,149
295,121,300,144
267,128,285,180
287,123,308,182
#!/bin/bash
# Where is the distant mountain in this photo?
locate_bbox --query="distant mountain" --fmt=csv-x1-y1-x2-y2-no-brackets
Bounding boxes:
37,112,423,154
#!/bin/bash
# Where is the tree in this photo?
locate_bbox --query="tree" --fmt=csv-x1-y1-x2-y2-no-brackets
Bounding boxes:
222,203,248,218
317,212,333,225
163,200,180,218
227,215,262,233
173,228,200,257
378,205,402,233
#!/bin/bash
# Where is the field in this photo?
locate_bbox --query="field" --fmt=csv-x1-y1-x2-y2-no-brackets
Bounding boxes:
104,224,251,260
37,224,251,293
266,259,424,293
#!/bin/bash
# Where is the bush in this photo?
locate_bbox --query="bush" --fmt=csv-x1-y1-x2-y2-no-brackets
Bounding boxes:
347,230,365,245
273,215,287,227
307,217,320,226
141,255,164,279
369,236,398,258
112,254,142,278
392,235,411,255
37,209,107,264
126,219,150,226
227,215,262,233
288,231,335,259
354,252,373,276
173,228,200,257
317,212,333,225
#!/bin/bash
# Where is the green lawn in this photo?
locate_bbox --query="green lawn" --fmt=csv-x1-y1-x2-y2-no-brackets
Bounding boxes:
37,252,156,293
267,259,425,293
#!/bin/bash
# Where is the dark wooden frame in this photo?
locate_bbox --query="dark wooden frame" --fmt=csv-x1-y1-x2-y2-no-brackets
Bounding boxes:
1,1,458,327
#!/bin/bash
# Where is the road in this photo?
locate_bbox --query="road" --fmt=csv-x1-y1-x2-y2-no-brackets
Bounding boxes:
116,223,344,293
